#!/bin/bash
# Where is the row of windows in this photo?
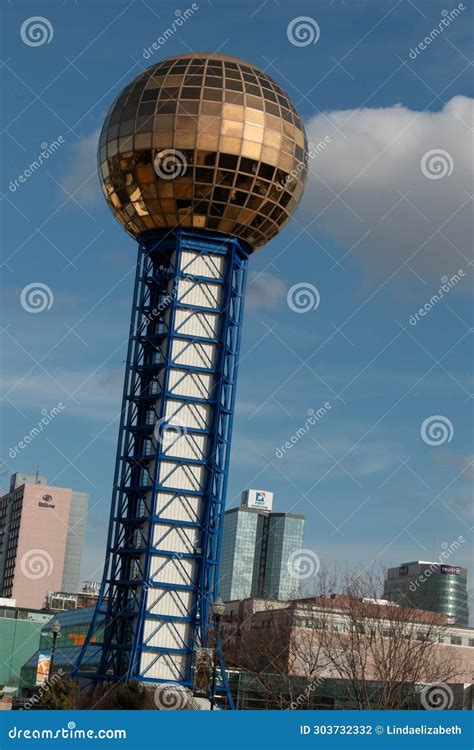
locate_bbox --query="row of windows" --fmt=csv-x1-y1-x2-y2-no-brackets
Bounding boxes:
292,617,473,646
40,624,104,650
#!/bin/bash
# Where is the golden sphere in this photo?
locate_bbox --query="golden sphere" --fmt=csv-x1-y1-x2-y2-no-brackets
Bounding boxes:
98,53,307,249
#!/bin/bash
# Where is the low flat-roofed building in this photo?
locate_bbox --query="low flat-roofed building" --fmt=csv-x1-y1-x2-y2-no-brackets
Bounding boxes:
0,601,53,695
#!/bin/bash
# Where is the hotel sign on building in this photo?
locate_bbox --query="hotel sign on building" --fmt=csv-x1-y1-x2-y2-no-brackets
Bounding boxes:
38,494,55,509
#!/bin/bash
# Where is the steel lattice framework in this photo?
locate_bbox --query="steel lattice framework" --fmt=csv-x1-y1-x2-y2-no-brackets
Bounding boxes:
74,229,250,703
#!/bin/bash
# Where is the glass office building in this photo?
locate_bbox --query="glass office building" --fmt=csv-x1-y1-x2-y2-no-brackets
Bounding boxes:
219,497,304,602
264,514,306,600
384,561,469,626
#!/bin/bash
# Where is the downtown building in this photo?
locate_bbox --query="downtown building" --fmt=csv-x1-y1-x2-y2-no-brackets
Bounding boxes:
221,595,474,710
219,489,304,602
0,473,88,610
384,561,469,627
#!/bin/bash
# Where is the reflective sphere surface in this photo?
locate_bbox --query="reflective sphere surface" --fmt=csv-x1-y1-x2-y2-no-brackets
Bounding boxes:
99,53,307,249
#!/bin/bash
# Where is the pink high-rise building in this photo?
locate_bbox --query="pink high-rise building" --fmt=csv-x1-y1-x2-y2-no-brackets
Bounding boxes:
0,473,88,610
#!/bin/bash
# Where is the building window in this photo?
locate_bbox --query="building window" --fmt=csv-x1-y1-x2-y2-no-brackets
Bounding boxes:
468,639,474,647
450,635,462,646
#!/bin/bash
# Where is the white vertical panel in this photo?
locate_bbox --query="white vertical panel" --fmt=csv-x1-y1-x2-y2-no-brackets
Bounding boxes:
163,401,210,430
177,279,222,308
148,554,196,586
171,338,217,368
174,309,219,339
168,370,213,399
154,492,203,523
140,246,227,680
180,249,225,279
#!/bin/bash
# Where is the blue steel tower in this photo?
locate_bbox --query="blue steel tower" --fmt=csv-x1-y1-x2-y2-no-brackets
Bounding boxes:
74,53,307,701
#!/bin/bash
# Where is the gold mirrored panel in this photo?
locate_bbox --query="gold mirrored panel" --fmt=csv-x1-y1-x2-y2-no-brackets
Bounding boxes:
99,53,308,249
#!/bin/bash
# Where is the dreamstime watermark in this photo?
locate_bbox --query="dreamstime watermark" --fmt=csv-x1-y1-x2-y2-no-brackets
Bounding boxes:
9,138,65,193
154,683,191,709
409,536,465,593
408,4,465,60
20,16,54,47
8,726,127,740
275,403,331,459
276,138,331,193
420,149,454,180
20,549,54,580
142,5,199,59
287,549,321,580
409,270,465,325
420,682,454,710
287,282,320,313
21,670,65,710
144,273,193,324
287,16,320,47
9,403,65,459
153,148,188,180
153,417,188,448
290,674,326,709
420,415,454,446
20,282,54,313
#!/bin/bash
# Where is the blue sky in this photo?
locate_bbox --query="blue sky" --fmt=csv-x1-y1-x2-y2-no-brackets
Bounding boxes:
1,0,472,609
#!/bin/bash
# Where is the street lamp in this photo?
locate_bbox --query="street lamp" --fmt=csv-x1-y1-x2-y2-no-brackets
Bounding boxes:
210,597,225,711
49,620,61,681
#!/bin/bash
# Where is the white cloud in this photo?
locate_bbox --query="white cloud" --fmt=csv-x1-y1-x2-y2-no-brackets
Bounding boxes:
0,367,123,422
303,96,473,285
246,270,285,310
60,129,101,206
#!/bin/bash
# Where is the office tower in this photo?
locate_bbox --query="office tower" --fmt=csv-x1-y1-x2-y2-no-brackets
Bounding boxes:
73,51,307,697
219,490,305,602
0,473,88,609
384,561,469,626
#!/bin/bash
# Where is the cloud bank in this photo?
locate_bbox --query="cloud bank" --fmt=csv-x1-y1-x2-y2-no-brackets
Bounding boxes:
303,96,473,284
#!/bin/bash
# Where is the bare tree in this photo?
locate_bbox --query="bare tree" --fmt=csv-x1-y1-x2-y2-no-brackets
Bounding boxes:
221,568,338,709
222,567,463,710
223,600,331,709
316,570,460,709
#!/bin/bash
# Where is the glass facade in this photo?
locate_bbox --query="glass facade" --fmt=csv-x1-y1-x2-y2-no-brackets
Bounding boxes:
61,491,89,594
263,514,305,600
219,507,305,601
228,672,467,710
384,562,469,626
98,53,307,248
219,508,260,601
19,607,104,690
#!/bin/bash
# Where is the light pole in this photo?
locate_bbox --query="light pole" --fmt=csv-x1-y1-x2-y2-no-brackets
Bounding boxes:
49,621,61,681
210,597,225,710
